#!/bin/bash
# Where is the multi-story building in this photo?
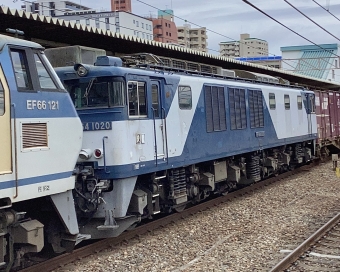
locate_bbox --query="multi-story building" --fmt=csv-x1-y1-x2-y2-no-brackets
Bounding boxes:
281,44,340,82
219,33,268,58
110,0,131,12
150,10,178,44
177,24,208,53
21,0,92,17
21,0,153,41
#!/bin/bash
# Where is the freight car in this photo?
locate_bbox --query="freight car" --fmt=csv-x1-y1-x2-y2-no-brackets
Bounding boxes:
0,33,324,270
54,54,317,241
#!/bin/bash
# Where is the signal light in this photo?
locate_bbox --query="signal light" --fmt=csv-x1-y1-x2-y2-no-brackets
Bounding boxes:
94,148,103,159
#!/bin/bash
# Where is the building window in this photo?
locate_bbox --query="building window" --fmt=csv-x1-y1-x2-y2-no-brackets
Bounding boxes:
141,22,144,28
95,18,100,28
133,20,135,24
165,22,168,27
85,19,90,26
205,85,226,132
284,94,290,110
178,86,192,110
76,20,80,24
136,21,139,27
128,81,147,116
297,95,302,110
166,32,168,36
269,93,276,109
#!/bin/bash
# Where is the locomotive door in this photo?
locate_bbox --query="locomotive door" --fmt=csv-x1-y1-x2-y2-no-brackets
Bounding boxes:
151,81,167,165
0,66,12,174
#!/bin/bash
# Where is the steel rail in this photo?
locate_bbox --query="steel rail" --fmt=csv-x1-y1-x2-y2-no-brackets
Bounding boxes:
20,161,320,272
270,212,340,272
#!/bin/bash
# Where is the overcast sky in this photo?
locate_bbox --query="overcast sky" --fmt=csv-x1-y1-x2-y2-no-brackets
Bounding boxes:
2,0,340,56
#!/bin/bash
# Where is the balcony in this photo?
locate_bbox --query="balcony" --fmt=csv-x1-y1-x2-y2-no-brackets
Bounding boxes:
154,28,163,35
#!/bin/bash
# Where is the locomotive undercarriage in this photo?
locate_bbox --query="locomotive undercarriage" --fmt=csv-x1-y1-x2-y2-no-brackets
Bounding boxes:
74,141,314,241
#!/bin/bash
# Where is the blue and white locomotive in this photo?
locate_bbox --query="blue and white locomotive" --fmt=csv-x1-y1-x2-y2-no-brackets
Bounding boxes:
55,55,317,240
0,34,83,270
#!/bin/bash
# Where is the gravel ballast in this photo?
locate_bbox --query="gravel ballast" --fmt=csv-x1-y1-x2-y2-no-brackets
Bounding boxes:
55,161,340,272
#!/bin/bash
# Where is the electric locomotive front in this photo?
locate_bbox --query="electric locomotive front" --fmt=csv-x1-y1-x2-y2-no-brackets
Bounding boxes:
0,34,83,270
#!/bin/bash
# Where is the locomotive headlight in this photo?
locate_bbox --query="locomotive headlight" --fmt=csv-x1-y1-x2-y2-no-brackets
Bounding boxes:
94,148,103,159
74,64,89,77
79,149,92,160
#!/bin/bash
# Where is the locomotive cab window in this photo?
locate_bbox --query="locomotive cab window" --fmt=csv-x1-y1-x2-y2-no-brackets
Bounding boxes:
33,53,58,90
269,93,276,109
65,77,126,108
297,95,302,110
10,49,33,90
284,94,290,110
128,81,147,117
0,80,4,116
178,86,192,110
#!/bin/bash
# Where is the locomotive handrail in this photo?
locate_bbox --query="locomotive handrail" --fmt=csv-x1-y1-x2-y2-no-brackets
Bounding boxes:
162,107,169,164
102,136,110,174
152,109,158,166
11,103,18,199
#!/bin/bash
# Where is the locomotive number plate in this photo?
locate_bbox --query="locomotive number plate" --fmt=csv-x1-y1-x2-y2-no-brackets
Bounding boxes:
82,121,112,131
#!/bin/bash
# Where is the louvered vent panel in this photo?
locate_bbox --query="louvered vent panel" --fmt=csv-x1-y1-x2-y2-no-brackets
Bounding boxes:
229,88,236,130
212,87,220,131
218,87,227,131
22,123,48,149
240,89,247,129
205,86,214,132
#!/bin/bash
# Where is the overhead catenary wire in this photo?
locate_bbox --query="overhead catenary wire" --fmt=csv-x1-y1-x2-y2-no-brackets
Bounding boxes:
242,0,340,80
137,0,339,79
284,0,340,43
312,0,340,22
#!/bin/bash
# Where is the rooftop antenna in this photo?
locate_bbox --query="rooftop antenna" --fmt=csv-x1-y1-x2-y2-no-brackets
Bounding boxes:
171,0,173,9
326,0,330,10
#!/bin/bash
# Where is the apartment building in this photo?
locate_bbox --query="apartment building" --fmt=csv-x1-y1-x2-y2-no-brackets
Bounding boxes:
111,0,131,12
151,10,178,44
177,24,208,53
220,33,268,58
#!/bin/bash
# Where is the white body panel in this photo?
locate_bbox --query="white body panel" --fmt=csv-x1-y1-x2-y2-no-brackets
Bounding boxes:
0,117,83,203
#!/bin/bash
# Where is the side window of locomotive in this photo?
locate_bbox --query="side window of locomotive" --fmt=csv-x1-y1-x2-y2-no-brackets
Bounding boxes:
151,84,160,118
128,81,147,116
269,93,276,109
0,80,4,115
10,49,33,90
178,86,192,110
229,88,247,130
297,95,302,110
204,85,226,132
33,53,58,90
248,89,264,128
284,94,290,110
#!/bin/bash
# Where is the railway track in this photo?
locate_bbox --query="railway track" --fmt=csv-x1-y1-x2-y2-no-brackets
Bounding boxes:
270,211,340,271
19,160,322,272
